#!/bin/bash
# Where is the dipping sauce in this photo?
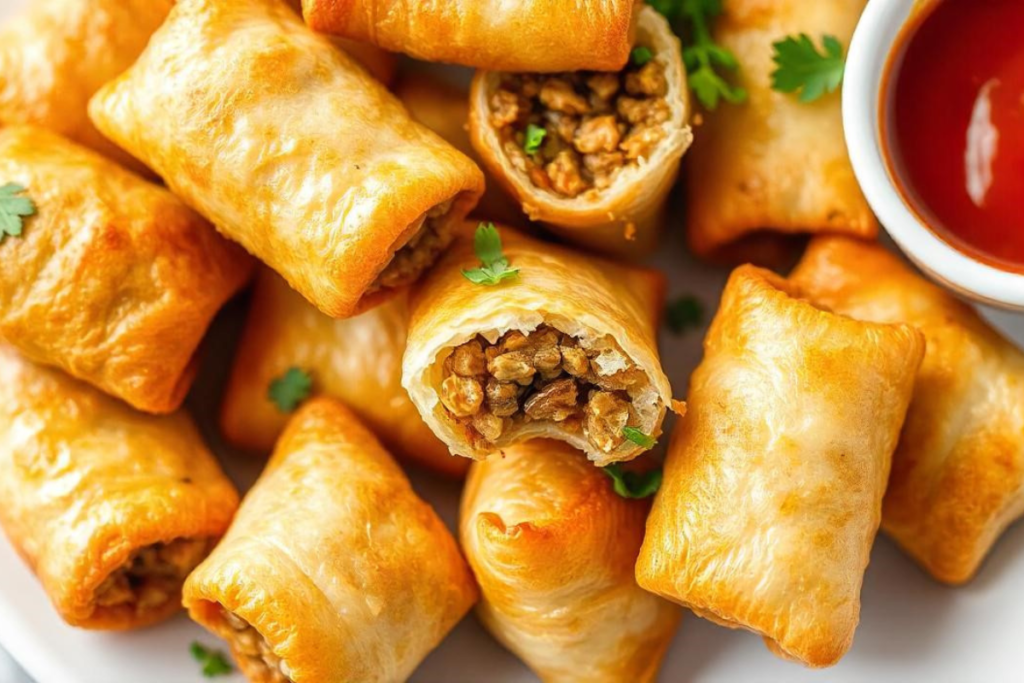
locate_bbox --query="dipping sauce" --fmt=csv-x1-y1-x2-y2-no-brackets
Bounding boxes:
884,0,1024,271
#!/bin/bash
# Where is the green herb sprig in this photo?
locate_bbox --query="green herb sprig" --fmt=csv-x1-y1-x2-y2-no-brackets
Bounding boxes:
190,642,233,678
770,34,846,103
268,367,313,413
523,124,547,154
622,426,657,449
461,223,520,286
678,0,747,110
666,296,704,335
602,463,663,499
0,183,36,243
631,46,654,66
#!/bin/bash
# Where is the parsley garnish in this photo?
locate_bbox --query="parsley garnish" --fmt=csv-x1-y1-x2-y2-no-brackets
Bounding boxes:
771,34,846,103
190,642,233,678
523,124,547,155
631,46,654,66
602,463,663,499
0,183,36,243
680,0,747,110
461,223,519,286
666,296,704,335
622,426,657,449
268,367,312,413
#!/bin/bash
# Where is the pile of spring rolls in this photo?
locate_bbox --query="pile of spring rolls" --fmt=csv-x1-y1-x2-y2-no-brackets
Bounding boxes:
0,0,1021,681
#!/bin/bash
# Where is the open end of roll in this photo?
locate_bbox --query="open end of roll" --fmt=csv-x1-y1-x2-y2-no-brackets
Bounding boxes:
219,608,294,683
439,325,656,455
487,49,669,199
367,198,456,295
93,538,209,617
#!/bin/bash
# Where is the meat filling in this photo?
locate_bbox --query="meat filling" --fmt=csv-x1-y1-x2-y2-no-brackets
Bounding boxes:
489,52,670,198
222,610,293,683
439,326,651,453
369,201,454,294
94,538,208,613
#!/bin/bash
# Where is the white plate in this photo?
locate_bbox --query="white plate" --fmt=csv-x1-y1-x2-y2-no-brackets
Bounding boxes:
1,1,1024,681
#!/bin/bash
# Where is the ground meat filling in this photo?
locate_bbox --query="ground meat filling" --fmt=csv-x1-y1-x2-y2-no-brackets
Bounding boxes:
439,326,651,453
222,610,293,683
369,201,454,294
94,538,208,613
489,53,670,198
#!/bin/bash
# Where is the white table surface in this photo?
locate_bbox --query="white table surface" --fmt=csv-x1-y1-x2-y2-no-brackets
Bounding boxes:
1,1,1023,682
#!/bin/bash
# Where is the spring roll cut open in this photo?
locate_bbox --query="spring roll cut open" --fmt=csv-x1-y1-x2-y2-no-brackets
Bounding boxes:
636,266,924,668
301,0,640,73
461,440,681,683
403,226,672,466
790,237,1024,585
89,0,484,319
185,398,477,683
0,126,253,414
469,6,692,257
0,344,239,630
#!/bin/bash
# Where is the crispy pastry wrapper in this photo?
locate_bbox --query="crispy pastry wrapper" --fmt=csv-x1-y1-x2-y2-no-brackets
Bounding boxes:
302,0,639,73
636,265,924,668
0,0,172,174
0,126,253,414
790,237,1024,585
0,344,239,631
281,0,396,84
89,0,484,319
220,269,468,478
469,6,692,258
402,225,672,466
460,440,681,683
685,0,876,262
395,74,527,228
185,397,477,683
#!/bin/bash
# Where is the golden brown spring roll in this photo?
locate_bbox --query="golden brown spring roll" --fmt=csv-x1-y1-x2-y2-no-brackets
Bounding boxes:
0,344,239,631
302,0,640,73
403,225,672,466
185,397,477,683
790,237,1024,585
0,126,253,414
89,0,484,320
461,440,681,683
395,74,527,228
220,269,468,478
469,6,692,258
686,0,876,262
0,0,172,174
281,0,396,85
636,265,924,668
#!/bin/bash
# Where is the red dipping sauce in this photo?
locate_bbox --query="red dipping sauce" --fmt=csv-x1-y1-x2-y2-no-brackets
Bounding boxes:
883,0,1024,272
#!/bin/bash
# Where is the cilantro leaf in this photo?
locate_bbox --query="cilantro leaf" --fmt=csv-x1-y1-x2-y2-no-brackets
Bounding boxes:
190,642,233,678
679,0,747,110
523,124,547,155
461,223,520,286
622,426,657,449
666,296,704,335
648,0,685,22
771,34,846,103
602,463,663,499
631,46,654,66
268,367,313,413
0,183,36,243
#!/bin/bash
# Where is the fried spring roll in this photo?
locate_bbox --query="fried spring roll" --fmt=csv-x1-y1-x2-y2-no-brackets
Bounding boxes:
469,6,692,257
0,344,239,631
0,126,252,414
395,74,527,228
636,266,924,668
790,237,1024,584
89,0,484,319
220,269,468,478
301,0,640,73
0,0,172,174
461,440,681,683
402,226,672,466
686,0,876,262
185,397,477,683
